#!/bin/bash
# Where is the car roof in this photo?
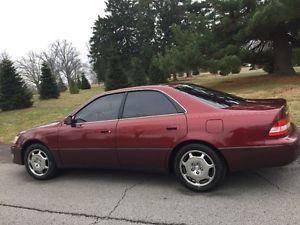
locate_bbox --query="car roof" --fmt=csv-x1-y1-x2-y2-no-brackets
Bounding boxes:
99,84,178,96
71,84,180,115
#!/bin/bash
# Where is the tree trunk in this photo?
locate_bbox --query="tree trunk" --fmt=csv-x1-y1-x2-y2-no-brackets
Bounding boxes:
36,84,41,94
273,31,296,75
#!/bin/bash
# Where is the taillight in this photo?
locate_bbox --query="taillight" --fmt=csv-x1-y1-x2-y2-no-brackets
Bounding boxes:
268,118,290,137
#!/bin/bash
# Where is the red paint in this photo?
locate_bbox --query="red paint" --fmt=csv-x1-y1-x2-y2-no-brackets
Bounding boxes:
11,85,300,171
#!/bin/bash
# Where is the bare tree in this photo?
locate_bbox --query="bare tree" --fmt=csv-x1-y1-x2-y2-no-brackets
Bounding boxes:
81,61,98,84
85,43,98,84
50,40,82,85
40,48,60,81
17,52,42,91
0,52,10,61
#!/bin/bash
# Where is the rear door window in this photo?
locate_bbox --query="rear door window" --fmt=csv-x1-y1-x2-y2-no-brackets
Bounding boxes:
122,91,178,119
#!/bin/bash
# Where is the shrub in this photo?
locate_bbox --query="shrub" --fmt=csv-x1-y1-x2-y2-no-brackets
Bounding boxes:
229,56,242,74
81,73,91,90
218,55,241,76
69,79,79,94
218,58,231,76
58,77,67,92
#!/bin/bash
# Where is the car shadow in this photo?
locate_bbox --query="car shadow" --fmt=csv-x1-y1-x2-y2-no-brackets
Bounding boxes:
43,166,292,195
12,155,300,195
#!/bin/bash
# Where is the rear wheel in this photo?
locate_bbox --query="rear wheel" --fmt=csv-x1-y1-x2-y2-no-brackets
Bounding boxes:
174,143,226,192
24,144,58,180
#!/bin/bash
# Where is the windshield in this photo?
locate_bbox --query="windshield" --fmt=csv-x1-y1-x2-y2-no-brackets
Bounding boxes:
175,84,245,108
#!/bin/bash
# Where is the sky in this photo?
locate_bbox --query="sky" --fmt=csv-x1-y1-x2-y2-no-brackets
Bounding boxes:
0,0,106,61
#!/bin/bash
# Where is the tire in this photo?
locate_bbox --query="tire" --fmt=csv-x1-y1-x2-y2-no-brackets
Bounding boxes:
174,143,227,192
24,143,58,180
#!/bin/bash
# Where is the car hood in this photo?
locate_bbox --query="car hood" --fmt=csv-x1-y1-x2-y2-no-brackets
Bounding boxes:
20,121,61,134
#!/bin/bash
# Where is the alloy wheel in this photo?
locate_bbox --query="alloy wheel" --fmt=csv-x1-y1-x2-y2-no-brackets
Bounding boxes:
179,150,216,187
27,149,50,177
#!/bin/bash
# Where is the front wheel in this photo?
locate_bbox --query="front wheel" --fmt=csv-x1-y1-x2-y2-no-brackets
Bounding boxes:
174,144,227,192
24,144,58,180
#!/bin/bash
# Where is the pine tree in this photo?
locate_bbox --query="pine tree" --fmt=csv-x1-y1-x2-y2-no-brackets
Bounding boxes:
81,73,91,90
149,59,168,84
105,46,128,91
58,76,67,92
209,0,300,75
69,79,79,94
127,58,148,86
0,58,33,111
90,0,137,85
39,63,60,100
105,60,127,91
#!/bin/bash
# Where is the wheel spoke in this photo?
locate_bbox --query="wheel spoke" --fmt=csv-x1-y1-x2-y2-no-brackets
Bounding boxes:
200,172,211,181
29,160,35,169
38,151,46,160
203,161,214,171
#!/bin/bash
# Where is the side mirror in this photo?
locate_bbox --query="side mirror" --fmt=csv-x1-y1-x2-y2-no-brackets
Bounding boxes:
64,115,76,127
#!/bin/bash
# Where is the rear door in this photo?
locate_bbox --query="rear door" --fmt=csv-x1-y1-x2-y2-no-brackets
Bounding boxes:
116,90,187,169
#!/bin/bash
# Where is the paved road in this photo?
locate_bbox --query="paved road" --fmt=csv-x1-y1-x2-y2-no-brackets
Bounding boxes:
0,144,300,225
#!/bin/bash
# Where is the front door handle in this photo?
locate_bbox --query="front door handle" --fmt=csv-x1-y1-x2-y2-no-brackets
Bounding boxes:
76,124,84,128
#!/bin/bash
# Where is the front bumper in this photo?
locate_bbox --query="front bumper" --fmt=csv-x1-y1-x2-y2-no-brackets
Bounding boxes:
221,125,300,171
11,145,23,165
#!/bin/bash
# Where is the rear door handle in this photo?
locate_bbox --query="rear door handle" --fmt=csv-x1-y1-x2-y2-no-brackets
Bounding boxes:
100,130,111,134
166,126,178,131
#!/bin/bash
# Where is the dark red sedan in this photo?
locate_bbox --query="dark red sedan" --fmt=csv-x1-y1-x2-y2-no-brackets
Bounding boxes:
11,84,300,191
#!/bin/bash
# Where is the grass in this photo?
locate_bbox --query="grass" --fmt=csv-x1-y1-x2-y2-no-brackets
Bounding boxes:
0,67,300,144
0,86,104,144
184,67,300,126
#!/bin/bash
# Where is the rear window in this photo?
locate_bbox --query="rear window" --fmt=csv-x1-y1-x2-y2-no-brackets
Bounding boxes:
175,84,244,108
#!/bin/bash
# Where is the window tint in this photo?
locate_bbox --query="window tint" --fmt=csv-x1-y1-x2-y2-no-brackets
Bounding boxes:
75,93,124,122
122,91,178,119
175,84,244,108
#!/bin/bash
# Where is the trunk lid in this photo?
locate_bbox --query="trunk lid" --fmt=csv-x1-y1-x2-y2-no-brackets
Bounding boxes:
226,98,291,138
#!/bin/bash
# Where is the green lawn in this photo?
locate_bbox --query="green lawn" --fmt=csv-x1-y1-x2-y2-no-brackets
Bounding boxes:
0,86,104,144
1,67,300,144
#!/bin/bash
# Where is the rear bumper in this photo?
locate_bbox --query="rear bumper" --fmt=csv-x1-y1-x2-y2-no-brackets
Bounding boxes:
220,125,300,171
11,145,23,165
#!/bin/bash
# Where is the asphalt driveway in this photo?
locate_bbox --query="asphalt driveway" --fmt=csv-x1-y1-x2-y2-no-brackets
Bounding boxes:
0,144,300,225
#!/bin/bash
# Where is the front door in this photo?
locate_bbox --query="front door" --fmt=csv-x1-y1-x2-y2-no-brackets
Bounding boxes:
58,93,125,167
116,90,187,169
